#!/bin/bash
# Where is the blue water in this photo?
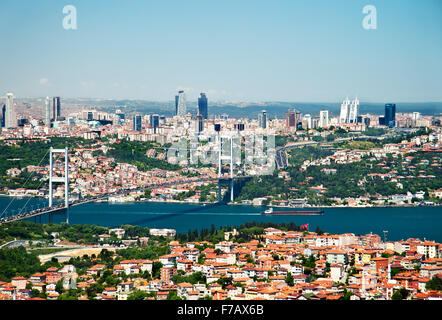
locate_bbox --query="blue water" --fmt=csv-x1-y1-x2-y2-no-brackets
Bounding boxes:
1,197,441,242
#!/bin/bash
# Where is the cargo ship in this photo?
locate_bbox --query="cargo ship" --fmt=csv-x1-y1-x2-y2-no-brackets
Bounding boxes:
261,207,324,215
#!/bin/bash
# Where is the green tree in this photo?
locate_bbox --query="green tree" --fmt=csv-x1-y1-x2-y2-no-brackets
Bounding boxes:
152,262,163,279
342,289,352,300
167,290,182,300
217,277,233,289
391,290,403,300
425,276,442,291
144,189,152,199
55,280,64,294
58,289,78,300
127,290,148,300
285,273,294,286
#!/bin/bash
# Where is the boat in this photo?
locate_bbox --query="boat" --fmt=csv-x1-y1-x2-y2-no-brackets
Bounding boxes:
261,207,324,215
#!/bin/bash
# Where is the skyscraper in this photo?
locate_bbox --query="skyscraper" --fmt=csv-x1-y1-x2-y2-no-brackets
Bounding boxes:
116,109,125,121
258,110,267,128
45,97,51,125
148,114,153,127
198,93,208,119
385,103,396,127
340,97,359,123
175,94,179,116
152,114,160,133
303,114,312,129
0,104,5,128
379,116,385,126
412,112,420,121
133,115,142,131
52,97,61,121
196,114,204,133
286,108,297,128
4,92,16,128
319,110,329,128
348,98,359,123
234,123,245,131
339,98,350,123
175,90,186,117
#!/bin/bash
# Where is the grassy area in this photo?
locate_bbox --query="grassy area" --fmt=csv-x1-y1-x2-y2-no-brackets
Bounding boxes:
336,140,380,150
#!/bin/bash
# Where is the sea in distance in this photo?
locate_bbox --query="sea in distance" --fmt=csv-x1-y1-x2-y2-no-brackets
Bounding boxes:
1,197,441,242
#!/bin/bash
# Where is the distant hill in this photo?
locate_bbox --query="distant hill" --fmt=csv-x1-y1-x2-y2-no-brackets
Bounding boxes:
22,98,442,119
104,101,441,119
208,102,442,119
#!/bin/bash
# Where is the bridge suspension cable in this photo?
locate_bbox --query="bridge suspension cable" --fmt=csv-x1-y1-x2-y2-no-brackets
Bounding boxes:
17,169,52,216
0,149,50,219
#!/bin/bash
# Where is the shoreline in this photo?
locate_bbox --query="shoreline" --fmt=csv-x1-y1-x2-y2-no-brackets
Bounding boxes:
1,194,439,209
81,198,442,209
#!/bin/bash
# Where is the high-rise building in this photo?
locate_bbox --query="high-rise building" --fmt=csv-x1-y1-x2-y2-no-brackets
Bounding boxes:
385,103,396,127
303,114,312,129
152,114,160,133
258,110,267,128
52,97,61,121
196,114,204,133
357,115,370,127
340,97,359,123
286,108,298,128
148,114,153,127
234,123,245,131
348,98,359,123
198,93,208,119
67,117,75,126
175,95,179,116
412,112,420,121
116,109,125,121
0,104,5,128
133,115,142,131
4,92,16,128
379,116,385,126
45,97,51,125
339,98,350,123
319,110,329,128
175,91,186,117
363,117,370,127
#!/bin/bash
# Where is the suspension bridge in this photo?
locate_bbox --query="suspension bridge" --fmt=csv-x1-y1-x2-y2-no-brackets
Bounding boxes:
0,140,253,225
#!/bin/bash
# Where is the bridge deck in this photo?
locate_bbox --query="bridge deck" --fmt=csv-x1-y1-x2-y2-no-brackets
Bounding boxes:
0,177,253,224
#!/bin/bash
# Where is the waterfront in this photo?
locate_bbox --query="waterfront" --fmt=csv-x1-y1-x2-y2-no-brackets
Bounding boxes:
1,197,441,242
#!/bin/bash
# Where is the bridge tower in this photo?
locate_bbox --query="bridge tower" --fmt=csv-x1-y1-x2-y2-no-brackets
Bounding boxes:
49,147,69,223
218,136,235,202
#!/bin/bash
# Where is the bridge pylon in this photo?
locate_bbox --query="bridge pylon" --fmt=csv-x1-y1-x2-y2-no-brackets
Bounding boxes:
49,147,69,224
217,135,235,203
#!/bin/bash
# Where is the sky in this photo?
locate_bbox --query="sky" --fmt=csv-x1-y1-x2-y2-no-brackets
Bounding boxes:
0,0,441,102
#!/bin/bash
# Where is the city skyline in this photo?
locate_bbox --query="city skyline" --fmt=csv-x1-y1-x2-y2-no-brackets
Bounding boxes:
1,0,441,102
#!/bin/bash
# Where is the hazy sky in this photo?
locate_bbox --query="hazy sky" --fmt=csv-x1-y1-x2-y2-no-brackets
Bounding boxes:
1,0,441,102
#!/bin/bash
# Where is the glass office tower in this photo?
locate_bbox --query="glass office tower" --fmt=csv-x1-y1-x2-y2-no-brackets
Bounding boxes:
385,103,396,127
198,93,208,119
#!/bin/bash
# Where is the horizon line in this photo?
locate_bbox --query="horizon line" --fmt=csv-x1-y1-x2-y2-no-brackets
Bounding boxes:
8,97,442,104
